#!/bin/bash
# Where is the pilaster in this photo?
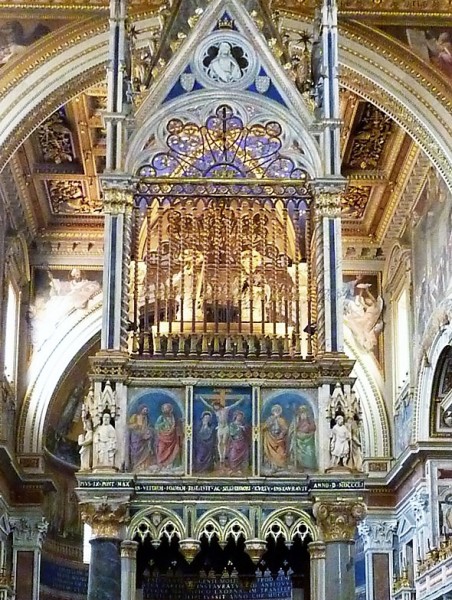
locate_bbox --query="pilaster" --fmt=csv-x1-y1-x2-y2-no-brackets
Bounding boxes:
10,516,48,600
358,517,397,600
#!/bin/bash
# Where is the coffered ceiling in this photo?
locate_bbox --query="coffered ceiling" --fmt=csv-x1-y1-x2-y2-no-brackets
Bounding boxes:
1,0,450,256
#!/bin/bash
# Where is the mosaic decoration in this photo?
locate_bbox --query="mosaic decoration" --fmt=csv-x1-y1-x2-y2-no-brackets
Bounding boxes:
193,386,252,476
138,104,308,180
127,389,185,475
261,390,317,475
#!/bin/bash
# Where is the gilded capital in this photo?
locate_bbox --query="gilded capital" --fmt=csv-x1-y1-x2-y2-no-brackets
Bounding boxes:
103,187,134,215
314,191,342,218
313,499,367,542
81,501,129,539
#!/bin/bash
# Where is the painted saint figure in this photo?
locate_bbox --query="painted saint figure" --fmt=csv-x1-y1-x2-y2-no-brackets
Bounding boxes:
289,405,317,470
227,410,250,474
194,411,216,473
155,403,182,469
199,394,244,468
262,404,289,471
128,405,154,471
94,412,117,469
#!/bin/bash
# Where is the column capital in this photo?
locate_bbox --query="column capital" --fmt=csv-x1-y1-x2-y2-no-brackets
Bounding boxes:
102,186,134,215
10,516,48,549
313,498,367,542
121,539,138,558
358,517,397,552
81,500,129,539
313,190,342,218
308,540,326,560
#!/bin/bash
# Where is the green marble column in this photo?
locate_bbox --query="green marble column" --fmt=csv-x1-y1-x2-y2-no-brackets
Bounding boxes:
313,499,367,600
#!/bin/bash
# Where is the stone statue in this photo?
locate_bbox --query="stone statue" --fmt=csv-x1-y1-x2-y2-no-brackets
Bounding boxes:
207,42,242,83
329,415,350,468
347,416,363,472
93,412,117,469
78,415,93,471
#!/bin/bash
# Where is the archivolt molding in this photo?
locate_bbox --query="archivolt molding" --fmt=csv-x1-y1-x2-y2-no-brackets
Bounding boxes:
415,319,452,442
344,335,390,458
17,305,102,459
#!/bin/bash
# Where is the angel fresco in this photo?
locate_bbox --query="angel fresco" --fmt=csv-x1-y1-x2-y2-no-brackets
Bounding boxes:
343,274,383,355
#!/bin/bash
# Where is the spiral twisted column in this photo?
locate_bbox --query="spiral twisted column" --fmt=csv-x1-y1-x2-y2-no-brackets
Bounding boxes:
101,182,134,352
311,187,344,356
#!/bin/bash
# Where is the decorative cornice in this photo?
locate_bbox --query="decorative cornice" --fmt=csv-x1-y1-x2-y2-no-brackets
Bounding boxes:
313,499,367,542
89,356,356,383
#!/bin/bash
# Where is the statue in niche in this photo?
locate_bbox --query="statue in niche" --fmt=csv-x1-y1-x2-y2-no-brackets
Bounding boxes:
206,42,243,83
93,412,117,469
173,249,205,323
329,415,351,468
78,414,93,471
327,384,364,472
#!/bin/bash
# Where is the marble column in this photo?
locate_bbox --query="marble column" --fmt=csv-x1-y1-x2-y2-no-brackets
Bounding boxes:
308,540,326,600
81,501,128,600
313,498,367,600
121,540,138,600
358,517,396,600
10,515,48,600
